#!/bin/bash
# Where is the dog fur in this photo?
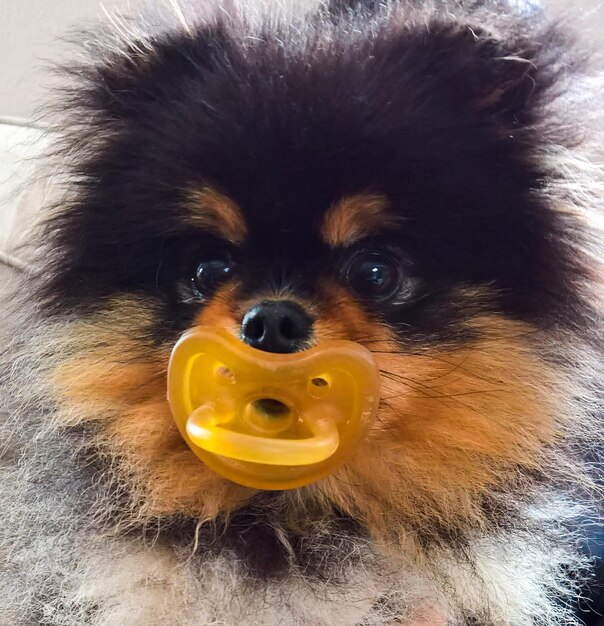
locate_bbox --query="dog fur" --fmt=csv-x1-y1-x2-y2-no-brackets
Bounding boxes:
1,1,603,624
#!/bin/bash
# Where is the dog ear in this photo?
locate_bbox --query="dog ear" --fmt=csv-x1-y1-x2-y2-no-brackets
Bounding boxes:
461,25,558,122
62,23,231,124
402,19,570,125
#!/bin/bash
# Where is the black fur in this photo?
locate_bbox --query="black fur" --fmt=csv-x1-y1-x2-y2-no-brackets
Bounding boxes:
158,496,369,580
43,1,595,345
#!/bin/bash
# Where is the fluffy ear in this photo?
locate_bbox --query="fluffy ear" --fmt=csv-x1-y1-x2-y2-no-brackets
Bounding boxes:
60,22,231,124
410,16,571,125
331,2,570,126
462,25,560,121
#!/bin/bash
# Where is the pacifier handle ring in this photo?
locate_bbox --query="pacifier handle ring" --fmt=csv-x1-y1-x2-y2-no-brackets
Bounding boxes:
186,403,340,466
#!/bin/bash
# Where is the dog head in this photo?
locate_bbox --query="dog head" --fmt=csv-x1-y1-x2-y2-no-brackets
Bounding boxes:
30,1,602,578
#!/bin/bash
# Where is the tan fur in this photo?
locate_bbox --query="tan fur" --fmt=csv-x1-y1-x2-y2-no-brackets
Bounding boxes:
187,186,248,245
50,297,252,521
304,284,565,545
320,194,396,247
194,281,243,332
49,286,565,552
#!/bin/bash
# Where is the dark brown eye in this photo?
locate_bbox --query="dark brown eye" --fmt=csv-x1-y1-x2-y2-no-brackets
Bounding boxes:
346,252,400,301
191,257,233,299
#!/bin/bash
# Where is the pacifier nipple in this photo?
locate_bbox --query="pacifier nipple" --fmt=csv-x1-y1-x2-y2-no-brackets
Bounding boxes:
167,328,380,490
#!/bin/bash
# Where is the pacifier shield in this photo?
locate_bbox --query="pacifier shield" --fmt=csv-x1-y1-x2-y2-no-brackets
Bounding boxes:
167,328,380,490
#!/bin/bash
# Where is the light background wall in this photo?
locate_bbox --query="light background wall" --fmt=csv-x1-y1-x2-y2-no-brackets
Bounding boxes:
0,0,144,123
1,0,603,124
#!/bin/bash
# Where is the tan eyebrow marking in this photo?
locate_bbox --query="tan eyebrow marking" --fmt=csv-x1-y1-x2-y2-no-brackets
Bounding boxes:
320,194,396,247
187,186,248,245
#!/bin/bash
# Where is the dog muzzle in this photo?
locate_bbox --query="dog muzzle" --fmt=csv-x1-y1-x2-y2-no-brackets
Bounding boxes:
167,328,380,490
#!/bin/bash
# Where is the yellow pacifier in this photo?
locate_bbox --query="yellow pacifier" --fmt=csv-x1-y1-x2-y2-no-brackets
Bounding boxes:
167,328,380,490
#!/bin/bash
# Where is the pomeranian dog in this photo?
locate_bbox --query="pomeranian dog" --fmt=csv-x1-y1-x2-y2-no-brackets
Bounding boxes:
1,0,603,624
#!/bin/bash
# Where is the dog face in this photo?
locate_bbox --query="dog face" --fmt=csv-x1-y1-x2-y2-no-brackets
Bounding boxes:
36,2,599,576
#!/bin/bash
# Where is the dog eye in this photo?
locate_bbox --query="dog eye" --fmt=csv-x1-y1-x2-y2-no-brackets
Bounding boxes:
346,252,400,301
191,257,233,299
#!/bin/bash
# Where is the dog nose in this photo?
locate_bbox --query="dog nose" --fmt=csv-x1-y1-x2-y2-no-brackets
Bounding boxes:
241,301,313,353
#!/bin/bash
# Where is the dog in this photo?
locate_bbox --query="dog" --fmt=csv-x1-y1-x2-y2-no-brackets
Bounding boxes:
1,0,603,624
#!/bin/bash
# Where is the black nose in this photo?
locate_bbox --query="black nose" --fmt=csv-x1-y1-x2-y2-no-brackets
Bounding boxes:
241,300,313,353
